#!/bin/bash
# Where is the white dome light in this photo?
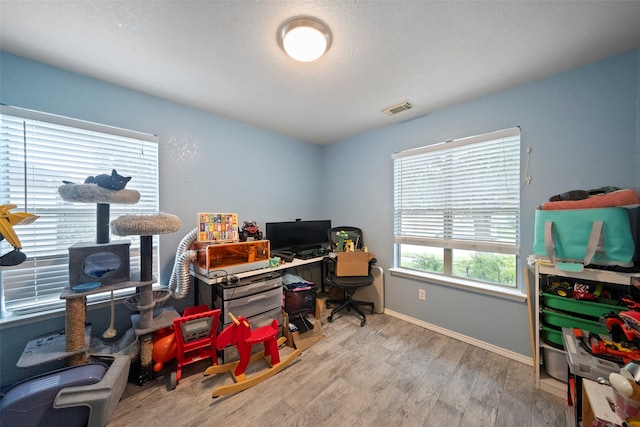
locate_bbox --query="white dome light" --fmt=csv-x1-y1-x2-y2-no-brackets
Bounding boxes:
278,17,332,62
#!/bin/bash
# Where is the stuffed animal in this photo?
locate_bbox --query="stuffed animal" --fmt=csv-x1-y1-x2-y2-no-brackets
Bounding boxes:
84,169,131,190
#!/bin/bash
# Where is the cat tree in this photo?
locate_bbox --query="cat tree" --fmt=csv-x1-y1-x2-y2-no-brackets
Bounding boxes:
11,181,172,426
56,182,182,384
111,212,181,383
58,183,142,365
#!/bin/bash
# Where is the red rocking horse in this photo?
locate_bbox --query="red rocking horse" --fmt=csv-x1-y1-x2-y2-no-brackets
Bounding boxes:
204,312,301,397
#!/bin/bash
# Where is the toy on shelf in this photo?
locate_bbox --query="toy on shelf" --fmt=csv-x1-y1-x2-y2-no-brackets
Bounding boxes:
239,221,263,241
204,312,300,398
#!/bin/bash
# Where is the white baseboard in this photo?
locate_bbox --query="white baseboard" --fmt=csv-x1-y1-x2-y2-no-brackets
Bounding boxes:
383,308,533,366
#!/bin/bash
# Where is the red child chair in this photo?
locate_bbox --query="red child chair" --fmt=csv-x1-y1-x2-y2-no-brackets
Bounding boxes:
171,305,221,389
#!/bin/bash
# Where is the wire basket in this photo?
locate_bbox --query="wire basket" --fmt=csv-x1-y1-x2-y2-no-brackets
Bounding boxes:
123,288,172,312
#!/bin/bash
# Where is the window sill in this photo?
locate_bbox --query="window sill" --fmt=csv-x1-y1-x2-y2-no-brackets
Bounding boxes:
389,267,527,303
0,290,140,329
0,306,66,329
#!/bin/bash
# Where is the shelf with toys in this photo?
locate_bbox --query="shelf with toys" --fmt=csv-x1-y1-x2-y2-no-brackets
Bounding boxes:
534,260,639,399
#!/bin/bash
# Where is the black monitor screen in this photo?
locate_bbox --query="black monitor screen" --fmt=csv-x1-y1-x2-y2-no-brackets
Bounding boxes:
266,220,332,252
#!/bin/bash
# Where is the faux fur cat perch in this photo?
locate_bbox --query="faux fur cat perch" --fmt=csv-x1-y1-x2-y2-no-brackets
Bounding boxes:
110,213,181,237
58,170,140,244
110,212,181,284
58,184,140,204
58,169,140,204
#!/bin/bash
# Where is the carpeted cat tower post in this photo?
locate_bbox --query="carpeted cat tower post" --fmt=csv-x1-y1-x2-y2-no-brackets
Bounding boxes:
111,212,181,384
58,183,140,366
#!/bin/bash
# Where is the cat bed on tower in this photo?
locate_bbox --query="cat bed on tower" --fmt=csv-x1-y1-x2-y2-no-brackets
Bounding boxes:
58,184,140,204
110,213,181,236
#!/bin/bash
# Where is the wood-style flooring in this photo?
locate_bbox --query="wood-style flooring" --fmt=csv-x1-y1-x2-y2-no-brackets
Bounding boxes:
107,312,571,427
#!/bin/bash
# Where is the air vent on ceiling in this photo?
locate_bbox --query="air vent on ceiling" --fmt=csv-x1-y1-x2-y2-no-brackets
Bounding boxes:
382,100,413,116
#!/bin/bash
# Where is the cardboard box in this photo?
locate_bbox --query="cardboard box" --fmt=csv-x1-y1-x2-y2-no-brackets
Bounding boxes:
336,251,374,276
283,297,324,352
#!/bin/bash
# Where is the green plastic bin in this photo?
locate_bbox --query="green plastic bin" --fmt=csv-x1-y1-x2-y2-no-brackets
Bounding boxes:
542,309,609,335
541,293,626,318
541,326,564,349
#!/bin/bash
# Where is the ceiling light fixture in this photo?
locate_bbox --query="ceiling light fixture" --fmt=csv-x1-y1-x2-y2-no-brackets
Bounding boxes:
278,17,332,62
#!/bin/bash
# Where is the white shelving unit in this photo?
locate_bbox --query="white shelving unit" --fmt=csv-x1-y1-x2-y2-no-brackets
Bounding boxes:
534,260,638,398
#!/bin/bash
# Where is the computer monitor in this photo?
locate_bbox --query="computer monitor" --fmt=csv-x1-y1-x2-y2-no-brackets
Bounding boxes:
265,220,332,253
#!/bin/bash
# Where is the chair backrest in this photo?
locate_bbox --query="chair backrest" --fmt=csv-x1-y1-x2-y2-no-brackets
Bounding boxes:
328,226,364,251
173,308,220,345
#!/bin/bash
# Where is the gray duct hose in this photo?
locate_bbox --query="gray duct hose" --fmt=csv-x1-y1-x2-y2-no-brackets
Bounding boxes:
168,228,198,299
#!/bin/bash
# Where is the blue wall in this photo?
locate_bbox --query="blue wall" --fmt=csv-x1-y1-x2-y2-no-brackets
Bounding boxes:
319,48,640,357
0,52,322,387
1,48,639,388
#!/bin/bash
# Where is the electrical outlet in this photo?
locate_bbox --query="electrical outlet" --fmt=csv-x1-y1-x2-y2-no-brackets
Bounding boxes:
418,289,426,300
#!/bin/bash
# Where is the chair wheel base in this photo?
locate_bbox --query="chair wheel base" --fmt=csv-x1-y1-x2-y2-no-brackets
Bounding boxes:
327,315,333,322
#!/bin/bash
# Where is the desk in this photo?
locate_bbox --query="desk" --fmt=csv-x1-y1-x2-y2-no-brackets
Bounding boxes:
191,257,324,362
192,256,325,285
191,256,325,308
191,255,384,315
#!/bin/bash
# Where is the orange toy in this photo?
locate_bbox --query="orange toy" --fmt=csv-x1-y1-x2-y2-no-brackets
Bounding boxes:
152,327,177,373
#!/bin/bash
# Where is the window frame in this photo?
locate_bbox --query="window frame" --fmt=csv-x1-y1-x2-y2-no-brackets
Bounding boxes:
0,105,160,321
391,127,524,299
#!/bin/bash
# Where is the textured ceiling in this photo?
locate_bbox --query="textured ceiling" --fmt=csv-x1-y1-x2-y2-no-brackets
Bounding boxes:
2,1,640,145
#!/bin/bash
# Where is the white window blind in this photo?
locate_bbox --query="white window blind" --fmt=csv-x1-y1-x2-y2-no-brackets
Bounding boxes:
0,105,159,318
393,128,520,255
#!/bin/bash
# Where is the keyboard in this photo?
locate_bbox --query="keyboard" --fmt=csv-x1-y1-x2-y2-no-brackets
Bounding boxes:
294,248,329,259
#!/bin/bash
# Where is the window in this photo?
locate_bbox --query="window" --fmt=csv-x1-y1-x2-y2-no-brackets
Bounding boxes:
0,105,159,319
392,128,520,288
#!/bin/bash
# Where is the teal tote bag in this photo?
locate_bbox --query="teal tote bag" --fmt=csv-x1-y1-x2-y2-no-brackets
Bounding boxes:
533,207,636,272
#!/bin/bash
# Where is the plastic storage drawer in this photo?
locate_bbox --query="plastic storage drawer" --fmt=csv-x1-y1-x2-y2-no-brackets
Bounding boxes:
543,346,568,382
542,325,565,348
542,309,609,335
218,286,282,324
541,293,626,318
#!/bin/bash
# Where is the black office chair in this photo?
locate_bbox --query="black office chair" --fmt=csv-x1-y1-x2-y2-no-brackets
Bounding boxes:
324,226,376,327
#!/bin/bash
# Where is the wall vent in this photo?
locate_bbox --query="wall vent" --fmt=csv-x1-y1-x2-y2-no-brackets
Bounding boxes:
382,101,413,116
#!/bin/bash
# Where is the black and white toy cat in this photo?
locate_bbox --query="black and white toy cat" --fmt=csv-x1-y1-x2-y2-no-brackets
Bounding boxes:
84,169,132,190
